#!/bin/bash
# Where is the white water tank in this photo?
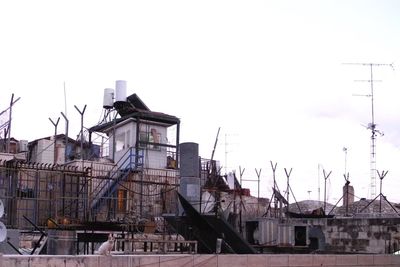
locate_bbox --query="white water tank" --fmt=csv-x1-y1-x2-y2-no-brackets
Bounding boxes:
103,88,114,109
115,80,127,103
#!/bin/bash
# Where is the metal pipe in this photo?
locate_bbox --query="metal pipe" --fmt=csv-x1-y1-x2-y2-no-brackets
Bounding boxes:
6,94,20,153
323,170,332,213
49,117,60,164
61,112,69,163
74,105,87,160
74,104,87,221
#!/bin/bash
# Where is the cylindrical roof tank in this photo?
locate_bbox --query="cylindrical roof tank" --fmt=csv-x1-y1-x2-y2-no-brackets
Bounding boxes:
179,142,199,178
103,88,114,109
115,80,127,103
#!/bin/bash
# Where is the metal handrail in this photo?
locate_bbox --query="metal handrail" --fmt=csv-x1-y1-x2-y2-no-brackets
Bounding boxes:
90,147,143,212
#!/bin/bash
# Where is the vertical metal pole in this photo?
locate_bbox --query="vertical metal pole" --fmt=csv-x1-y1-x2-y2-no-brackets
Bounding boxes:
323,170,332,213
49,117,60,164
136,118,143,217
176,122,180,168
343,147,348,176
6,94,14,153
379,173,382,213
238,166,245,234
270,161,278,217
377,170,388,214
370,64,375,130
112,112,117,161
284,168,292,207
5,94,20,153
369,63,377,199
224,134,227,175
232,171,237,228
88,131,92,156
324,170,327,212
74,105,87,159
61,112,69,162
255,168,261,216
318,164,321,202
74,105,87,220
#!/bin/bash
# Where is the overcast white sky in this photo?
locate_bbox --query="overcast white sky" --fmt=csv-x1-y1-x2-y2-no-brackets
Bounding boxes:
1,0,400,204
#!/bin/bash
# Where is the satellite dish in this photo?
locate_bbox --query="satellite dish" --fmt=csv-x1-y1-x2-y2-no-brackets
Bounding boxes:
0,199,4,218
0,221,7,242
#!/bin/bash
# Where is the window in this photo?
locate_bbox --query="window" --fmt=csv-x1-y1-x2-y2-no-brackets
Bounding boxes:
116,133,125,152
115,130,132,152
139,128,161,150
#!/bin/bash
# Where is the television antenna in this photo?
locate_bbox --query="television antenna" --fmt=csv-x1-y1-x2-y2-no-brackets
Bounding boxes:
344,62,394,199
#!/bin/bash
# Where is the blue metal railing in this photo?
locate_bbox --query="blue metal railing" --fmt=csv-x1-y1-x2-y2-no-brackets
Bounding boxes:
91,147,143,216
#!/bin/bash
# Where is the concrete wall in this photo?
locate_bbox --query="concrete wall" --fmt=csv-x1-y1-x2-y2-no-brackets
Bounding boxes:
36,139,54,164
1,254,400,267
325,217,400,254
249,217,400,254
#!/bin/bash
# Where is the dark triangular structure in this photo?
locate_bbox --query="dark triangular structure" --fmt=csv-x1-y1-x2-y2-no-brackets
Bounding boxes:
163,193,257,254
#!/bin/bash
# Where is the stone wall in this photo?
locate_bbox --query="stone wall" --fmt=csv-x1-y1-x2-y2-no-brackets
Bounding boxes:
325,217,400,254
1,254,400,267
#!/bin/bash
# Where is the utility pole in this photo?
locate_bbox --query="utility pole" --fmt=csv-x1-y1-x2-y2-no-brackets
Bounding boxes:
345,62,393,199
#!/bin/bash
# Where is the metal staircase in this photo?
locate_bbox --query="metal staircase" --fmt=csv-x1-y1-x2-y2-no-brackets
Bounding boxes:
90,147,143,218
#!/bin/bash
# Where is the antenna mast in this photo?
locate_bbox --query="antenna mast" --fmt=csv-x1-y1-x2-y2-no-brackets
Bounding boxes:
345,62,393,199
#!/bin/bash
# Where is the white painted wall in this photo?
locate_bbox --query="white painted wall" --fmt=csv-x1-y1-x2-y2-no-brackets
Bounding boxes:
108,120,168,169
36,139,54,164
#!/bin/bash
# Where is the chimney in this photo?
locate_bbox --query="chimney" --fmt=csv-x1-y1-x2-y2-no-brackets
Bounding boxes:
343,182,354,207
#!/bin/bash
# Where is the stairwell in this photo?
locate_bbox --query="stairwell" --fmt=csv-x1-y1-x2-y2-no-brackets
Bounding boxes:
90,147,143,219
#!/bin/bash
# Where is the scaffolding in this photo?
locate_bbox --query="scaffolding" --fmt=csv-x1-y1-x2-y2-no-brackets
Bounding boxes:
0,159,179,231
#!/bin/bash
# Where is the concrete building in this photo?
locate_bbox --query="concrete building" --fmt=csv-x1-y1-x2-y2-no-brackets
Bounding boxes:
28,134,101,164
88,89,181,221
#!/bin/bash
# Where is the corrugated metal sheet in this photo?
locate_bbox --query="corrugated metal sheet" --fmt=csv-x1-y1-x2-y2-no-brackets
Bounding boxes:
258,219,278,246
278,224,294,247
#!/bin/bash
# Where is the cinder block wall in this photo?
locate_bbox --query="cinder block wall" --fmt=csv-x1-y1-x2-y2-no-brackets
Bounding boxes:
325,217,400,254
1,254,400,267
